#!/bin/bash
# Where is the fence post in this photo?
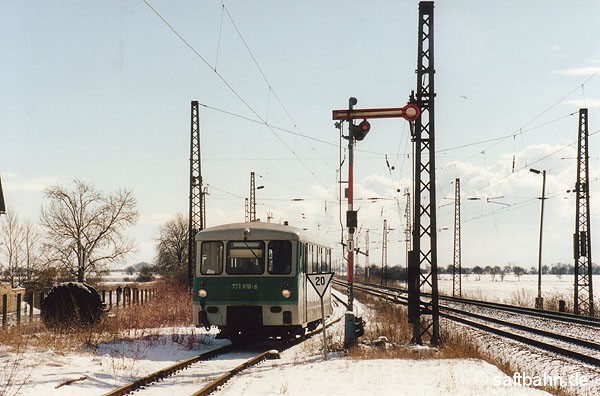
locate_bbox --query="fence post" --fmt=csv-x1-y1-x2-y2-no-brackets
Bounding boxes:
123,287,128,307
28,292,34,317
117,286,122,307
2,294,7,328
16,294,22,325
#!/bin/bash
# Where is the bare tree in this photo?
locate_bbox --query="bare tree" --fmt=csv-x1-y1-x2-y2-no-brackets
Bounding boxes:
40,180,138,282
0,211,43,287
155,213,188,284
1,211,24,287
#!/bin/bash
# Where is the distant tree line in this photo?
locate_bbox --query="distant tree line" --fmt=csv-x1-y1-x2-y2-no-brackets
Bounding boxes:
360,264,408,283
446,262,600,280
355,261,600,283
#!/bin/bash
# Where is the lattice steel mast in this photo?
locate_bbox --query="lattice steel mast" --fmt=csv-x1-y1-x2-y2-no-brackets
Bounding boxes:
404,189,412,283
381,219,388,286
249,171,257,222
408,1,440,345
452,178,462,297
188,100,205,287
573,108,593,316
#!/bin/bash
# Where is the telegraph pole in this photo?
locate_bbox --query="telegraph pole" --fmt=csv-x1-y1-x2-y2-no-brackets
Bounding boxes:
574,108,594,316
530,168,546,309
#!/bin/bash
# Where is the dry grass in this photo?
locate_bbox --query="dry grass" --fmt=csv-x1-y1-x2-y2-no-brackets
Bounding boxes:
346,289,492,361
0,281,193,353
344,290,574,395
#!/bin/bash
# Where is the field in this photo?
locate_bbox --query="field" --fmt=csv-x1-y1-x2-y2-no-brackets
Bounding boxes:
436,274,600,312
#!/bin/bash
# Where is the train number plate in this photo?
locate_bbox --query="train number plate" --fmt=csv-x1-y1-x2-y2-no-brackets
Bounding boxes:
231,283,259,290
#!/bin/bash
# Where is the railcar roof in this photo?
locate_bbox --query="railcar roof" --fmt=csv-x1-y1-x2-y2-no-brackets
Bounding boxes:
196,222,329,246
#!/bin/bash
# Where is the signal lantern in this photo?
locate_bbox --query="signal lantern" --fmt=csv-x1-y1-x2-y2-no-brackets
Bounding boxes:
350,119,371,141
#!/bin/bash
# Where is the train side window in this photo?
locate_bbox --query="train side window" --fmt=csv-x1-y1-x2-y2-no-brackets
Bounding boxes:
322,248,330,272
268,241,292,275
304,244,308,273
312,245,319,273
298,243,303,273
200,241,223,275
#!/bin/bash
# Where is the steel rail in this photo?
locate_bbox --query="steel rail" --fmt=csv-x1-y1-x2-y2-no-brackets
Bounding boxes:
439,293,600,327
441,311,600,367
334,279,600,366
102,344,236,396
334,278,600,326
191,350,280,396
440,304,600,352
103,293,347,396
192,294,347,395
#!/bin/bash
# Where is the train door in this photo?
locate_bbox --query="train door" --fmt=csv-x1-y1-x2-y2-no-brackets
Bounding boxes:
301,242,308,324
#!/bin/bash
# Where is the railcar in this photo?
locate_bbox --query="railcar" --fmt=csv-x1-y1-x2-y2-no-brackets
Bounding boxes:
192,222,333,343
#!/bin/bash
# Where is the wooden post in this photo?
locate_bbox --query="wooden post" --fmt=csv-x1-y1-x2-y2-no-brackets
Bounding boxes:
116,287,122,307
29,292,34,322
16,293,22,325
2,294,7,327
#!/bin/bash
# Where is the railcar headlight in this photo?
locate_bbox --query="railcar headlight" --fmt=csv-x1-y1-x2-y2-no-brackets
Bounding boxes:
198,289,208,298
281,289,291,299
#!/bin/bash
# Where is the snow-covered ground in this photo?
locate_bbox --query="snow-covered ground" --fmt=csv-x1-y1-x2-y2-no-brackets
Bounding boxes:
437,274,600,307
220,319,555,396
5,279,599,396
1,289,565,396
1,325,555,396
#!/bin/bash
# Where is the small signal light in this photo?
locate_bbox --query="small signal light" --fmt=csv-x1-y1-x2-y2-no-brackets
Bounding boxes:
351,119,370,141
359,119,370,131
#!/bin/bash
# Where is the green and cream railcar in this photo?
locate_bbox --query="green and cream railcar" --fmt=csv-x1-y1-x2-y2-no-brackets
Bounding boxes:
193,222,333,343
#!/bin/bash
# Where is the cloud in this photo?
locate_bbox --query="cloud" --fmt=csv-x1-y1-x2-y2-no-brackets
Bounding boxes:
552,66,600,76
138,212,177,226
2,175,57,192
563,99,600,108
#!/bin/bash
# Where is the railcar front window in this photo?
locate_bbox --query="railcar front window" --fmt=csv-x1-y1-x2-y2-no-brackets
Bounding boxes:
227,241,264,275
268,241,292,275
200,241,223,275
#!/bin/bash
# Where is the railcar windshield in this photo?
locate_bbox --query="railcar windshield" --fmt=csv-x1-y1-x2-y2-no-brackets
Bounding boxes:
199,241,223,275
268,240,292,275
226,241,264,275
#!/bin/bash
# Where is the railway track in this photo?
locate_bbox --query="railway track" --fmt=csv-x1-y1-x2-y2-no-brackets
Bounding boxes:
102,293,346,396
334,279,600,367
